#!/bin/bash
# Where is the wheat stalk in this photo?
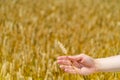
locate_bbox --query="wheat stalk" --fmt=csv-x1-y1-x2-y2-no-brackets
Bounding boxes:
55,40,68,54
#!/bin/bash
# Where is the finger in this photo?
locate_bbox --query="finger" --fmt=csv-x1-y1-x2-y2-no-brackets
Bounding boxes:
60,65,78,73
58,59,84,68
60,65,73,70
67,53,86,61
66,67,88,75
57,56,69,60
64,68,77,74
68,55,83,61
60,65,89,75
59,65,66,70
64,66,80,74
57,60,72,65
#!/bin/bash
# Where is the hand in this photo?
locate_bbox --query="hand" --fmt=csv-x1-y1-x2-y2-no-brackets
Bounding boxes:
57,54,97,75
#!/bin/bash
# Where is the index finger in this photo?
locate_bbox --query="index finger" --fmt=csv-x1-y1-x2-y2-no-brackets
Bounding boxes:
57,56,69,60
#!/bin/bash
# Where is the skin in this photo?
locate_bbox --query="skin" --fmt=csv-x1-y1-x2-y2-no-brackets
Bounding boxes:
57,53,120,75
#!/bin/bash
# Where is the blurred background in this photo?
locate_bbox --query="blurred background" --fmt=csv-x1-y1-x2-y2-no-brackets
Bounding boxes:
0,0,120,80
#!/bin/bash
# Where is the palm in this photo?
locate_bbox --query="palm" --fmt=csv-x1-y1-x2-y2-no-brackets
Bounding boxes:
57,54,96,75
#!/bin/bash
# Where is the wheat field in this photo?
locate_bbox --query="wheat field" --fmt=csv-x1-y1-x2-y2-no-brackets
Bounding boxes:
0,0,120,80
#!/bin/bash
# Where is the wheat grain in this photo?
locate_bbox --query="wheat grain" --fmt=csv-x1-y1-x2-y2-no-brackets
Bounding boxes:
55,40,68,54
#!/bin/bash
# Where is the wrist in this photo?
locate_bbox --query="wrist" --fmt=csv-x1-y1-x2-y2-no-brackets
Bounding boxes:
94,59,102,72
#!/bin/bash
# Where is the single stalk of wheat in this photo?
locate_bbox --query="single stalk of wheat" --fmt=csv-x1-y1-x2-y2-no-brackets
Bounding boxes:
55,40,67,54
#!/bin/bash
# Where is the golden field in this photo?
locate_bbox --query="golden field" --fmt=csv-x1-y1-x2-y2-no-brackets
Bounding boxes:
0,0,120,80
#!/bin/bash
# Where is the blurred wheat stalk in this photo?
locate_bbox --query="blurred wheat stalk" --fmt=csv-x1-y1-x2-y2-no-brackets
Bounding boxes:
0,0,120,80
